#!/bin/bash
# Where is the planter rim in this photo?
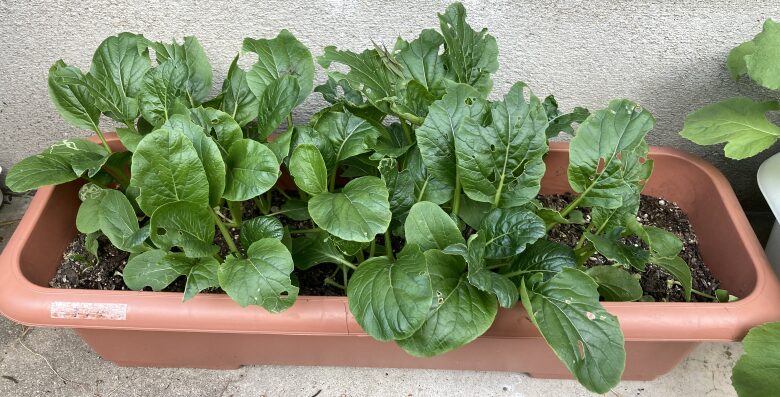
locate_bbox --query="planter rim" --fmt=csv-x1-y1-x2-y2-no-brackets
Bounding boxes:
1,135,779,342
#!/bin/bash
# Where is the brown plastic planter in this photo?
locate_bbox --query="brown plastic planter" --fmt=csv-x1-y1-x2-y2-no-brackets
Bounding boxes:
1,135,779,380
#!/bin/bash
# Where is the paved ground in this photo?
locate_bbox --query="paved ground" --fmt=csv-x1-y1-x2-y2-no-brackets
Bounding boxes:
0,195,740,397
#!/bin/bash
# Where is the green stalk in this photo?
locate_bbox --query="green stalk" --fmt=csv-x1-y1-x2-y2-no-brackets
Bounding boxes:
501,269,537,278
342,265,350,289
91,124,112,153
385,230,394,261
101,164,130,189
253,197,267,215
368,240,376,259
329,162,339,192
227,200,243,226
210,209,240,256
287,114,294,133
451,172,462,216
401,121,414,144
324,278,345,290
356,250,365,263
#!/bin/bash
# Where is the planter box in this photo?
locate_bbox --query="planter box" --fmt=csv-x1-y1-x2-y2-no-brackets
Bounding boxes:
1,135,779,380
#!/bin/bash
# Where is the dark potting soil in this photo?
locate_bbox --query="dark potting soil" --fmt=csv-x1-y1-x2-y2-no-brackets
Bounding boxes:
539,193,720,302
50,192,719,302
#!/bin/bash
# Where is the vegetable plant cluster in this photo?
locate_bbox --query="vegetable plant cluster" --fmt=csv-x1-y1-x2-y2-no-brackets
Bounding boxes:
680,19,780,397
7,3,697,393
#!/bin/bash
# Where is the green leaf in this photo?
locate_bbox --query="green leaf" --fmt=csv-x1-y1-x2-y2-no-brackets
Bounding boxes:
416,83,487,200
308,176,391,242
88,32,150,122
394,29,446,97
328,236,368,256
46,139,109,177
406,145,451,205
289,144,328,195
732,322,780,397
626,218,683,259
243,30,314,107
98,189,145,253
139,59,188,126
279,199,310,221
6,153,77,192
744,19,780,90
318,47,398,114
266,127,293,163
85,232,100,257
568,99,654,208
727,40,756,80
396,249,497,356
455,82,548,208
650,256,692,302
347,245,431,340
149,36,213,104
378,158,415,226
369,123,413,160
291,231,348,270
150,201,217,258
479,207,545,259
220,55,258,126
585,229,649,270
314,109,382,164
680,97,780,160
543,95,590,139
314,76,366,106
223,138,280,201
508,239,577,281
457,195,491,229
76,195,104,234
437,2,498,95
405,201,464,251
255,76,300,141
116,127,143,152
586,265,642,302
520,268,625,393
123,249,179,291
190,106,243,154
444,234,519,308
218,238,299,312
48,60,101,131
162,115,226,207
164,254,219,301
241,216,284,247
130,128,210,215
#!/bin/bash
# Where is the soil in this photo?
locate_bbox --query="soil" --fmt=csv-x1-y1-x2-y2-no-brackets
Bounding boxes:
539,193,719,302
51,191,720,302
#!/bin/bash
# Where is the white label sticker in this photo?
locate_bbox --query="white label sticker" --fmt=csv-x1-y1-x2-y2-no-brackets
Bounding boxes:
50,302,127,320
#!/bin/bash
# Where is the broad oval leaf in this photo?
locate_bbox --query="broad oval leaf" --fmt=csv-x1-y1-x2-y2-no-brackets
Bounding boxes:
404,201,464,251
394,29,446,97
586,265,642,302
406,146,452,205
243,30,315,107
219,55,258,126
396,249,497,357
46,138,109,177
130,128,210,215
190,106,243,153
568,99,654,209
314,109,382,164
218,238,299,312
223,138,280,201
289,144,328,195
444,234,519,308
6,153,77,192
744,19,780,90
520,268,625,394
76,195,104,234
680,97,780,160
149,36,213,104
88,32,150,122
164,254,220,301
347,245,431,340
732,321,780,397
139,59,188,127
162,115,226,207
123,249,179,291
308,176,391,243
291,231,348,270
416,83,486,201
98,189,145,253
255,75,300,141
479,207,545,259
508,239,577,281
455,82,548,208
150,201,217,258
585,229,650,271
48,60,101,131
241,216,284,248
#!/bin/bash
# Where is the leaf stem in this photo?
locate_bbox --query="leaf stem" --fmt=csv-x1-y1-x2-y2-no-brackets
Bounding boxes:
688,286,716,301
342,265,349,289
91,124,113,154
324,278,345,290
451,174,462,216
101,164,130,189
486,262,510,270
253,197,267,215
227,200,243,226
384,230,394,261
275,187,292,200
368,239,376,258
210,209,240,256
501,269,539,278
286,114,294,133
329,164,338,192
291,228,321,234
560,193,585,218
401,120,414,144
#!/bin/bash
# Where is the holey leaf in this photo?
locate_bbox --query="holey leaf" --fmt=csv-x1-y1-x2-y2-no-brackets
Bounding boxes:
680,97,780,160
732,321,780,397
165,254,220,301
396,249,497,357
48,60,101,131
318,46,398,114
437,2,499,96
218,238,299,313
347,245,431,340
455,82,549,208
150,201,218,258
416,83,487,201
189,106,243,154
568,99,655,209
130,128,210,215
520,268,625,394
243,29,315,107
308,177,391,243
223,139,280,201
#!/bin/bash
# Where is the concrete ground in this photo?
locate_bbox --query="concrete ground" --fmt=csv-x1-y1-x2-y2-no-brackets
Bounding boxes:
0,196,740,397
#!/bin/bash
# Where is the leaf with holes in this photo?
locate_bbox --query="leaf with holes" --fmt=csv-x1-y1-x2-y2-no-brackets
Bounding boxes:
150,201,218,258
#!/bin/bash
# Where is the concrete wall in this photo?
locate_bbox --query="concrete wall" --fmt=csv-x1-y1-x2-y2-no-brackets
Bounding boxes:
1,0,778,209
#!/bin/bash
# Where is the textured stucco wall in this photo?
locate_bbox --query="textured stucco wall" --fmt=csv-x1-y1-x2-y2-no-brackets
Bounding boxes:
0,0,778,209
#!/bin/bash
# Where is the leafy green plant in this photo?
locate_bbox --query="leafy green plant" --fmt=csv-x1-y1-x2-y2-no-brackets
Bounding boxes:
7,3,698,393
680,20,780,397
